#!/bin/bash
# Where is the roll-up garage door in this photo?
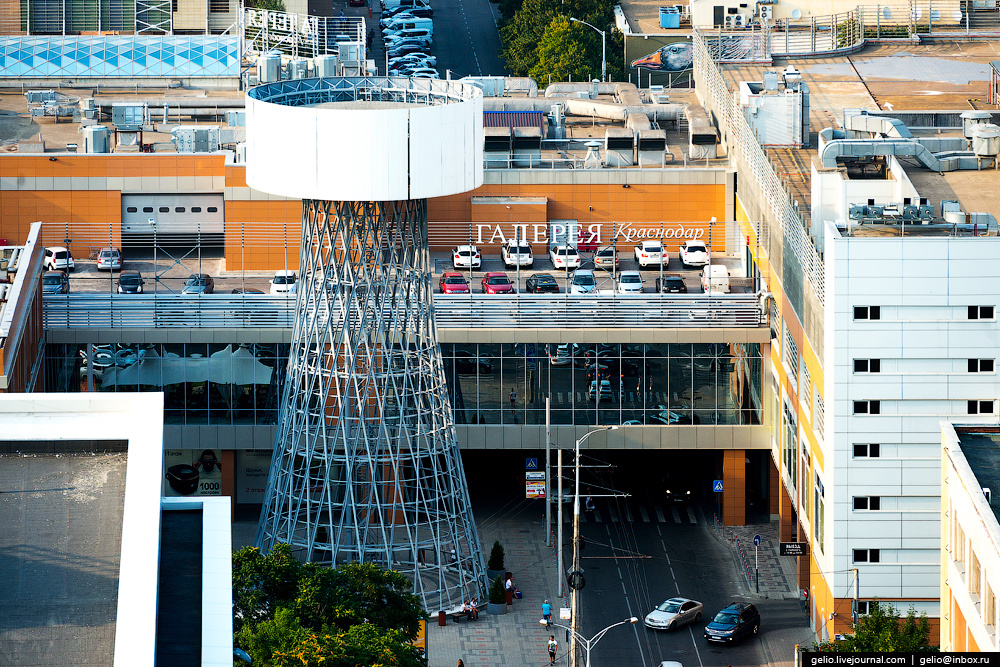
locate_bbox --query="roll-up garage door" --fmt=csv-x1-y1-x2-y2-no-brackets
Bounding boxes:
122,194,225,235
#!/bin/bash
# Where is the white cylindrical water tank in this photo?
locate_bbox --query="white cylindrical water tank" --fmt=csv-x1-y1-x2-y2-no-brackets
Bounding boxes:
258,53,282,83
971,123,1000,157
82,125,110,154
315,55,338,78
961,110,993,139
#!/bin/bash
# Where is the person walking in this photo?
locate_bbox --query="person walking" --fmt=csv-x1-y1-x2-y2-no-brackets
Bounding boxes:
457,660,465,667
541,599,552,623
509,387,516,411
547,635,558,665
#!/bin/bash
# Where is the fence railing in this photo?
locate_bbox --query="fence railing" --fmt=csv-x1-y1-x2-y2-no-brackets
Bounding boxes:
43,293,769,330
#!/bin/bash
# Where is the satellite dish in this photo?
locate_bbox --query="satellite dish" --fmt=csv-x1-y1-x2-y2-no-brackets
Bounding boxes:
790,8,801,19
882,6,891,19
952,9,963,21
910,7,922,20
930,9,941,20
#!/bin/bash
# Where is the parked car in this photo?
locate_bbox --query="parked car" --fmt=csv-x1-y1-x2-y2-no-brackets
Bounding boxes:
96,247,122,271
701,265,731,294
384,30,432,45
116,270,145,294
594,245,619,270
704,603,760,643
41,270,70,294
634,240,665,268
439,272,471,294
269,270,297,295
656,275,688,293
549,245,581,269
389,53,437,68
182,274,215,294
615,270,643,294
645,597,704,631
382,4,433,20
549,343,572,366
501,241,533,268
587,378,618,402
481,272,515,294
525,273,560,293
679,240,710,268
454,349,492,374
44,246,74,272
349,0,365,6
451,245,481,269
387,42,430,59
405,67,440,79
569,269,597,294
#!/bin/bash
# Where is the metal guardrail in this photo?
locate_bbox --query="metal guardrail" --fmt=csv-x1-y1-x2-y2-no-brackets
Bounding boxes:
43,293,768,329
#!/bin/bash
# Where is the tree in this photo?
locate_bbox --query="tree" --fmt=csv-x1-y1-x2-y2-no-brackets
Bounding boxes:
530,16,600,86
813,600,937,652
245,0,287,10
232,545,429,667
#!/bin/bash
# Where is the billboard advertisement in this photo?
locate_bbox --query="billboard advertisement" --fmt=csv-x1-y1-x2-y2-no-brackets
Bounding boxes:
625,34,693,87
163,448,224,497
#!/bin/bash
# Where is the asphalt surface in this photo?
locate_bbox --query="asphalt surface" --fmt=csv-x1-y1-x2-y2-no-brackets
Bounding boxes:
429,0,507,77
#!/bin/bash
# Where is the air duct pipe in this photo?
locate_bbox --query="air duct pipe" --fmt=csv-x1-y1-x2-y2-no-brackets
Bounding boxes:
484,97,684,123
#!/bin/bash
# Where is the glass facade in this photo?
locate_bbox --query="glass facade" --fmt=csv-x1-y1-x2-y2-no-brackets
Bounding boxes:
442,342,763,426
45,342,288,425
45,341,761,428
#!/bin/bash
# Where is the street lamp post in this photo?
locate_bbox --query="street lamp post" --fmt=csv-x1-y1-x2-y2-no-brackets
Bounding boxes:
540,617,638,667
569,17,607,83
570,425,618,667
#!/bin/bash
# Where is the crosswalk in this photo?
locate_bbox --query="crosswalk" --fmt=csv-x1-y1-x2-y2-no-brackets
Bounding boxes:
551,391,671,405
561,503,701,525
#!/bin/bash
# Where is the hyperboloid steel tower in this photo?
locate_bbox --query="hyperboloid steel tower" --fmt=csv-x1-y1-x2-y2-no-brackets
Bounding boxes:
246,77,486,610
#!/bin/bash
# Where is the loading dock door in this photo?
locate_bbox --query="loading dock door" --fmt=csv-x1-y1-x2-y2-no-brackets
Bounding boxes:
122,194,225,235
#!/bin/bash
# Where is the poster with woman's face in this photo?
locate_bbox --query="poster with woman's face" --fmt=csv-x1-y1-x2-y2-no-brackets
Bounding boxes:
163,449,223,496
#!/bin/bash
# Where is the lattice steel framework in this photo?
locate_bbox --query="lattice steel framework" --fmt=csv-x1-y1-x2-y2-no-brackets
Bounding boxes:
256,198,486,611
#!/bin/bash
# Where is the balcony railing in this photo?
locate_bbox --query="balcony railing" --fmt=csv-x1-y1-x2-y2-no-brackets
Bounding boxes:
43,293,768,329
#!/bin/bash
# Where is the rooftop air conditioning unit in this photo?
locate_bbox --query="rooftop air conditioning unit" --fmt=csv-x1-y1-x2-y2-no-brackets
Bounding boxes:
758,5,772,19
724,14,735,26
734,13,746,26
848,205,866,220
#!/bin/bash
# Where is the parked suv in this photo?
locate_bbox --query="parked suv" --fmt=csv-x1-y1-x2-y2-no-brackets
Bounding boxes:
44,246,75,272
704,603,760,644
41,270,70,294
501,241,533,268
269,270,297,295
117,271,145,294
182,274,215,294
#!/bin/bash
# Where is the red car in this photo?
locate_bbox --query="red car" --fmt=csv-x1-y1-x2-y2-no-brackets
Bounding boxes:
439,272,471,294
481,272,516,294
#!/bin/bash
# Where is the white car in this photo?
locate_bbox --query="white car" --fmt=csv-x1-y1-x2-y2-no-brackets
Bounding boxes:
389,54,437,68
501,241,533,268
644,597,704,631
615,271,643,294
406,67,440,79
549,245,581,269
679,240,709,267
96,247,122,271
44,246,75,272
269,270,297,295
569,269,597,294
634,240,665,268
587,379,618,402
452,245,481,269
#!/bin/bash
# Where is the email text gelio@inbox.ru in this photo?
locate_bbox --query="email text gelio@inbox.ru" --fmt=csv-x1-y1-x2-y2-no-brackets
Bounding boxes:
804,653,999,666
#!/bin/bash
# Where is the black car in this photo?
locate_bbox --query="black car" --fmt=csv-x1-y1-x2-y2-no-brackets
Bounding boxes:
41,270,70,294
656,275,688,293
182,274,215,294
116,270,145,294
704,603,760,643
231,287,265,295
525,273,560,293
453,349,492,375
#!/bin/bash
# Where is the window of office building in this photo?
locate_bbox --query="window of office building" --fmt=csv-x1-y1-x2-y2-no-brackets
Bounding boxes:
814,474,825,553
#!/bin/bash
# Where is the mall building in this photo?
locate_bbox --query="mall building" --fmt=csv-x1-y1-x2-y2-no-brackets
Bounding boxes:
0,1,998,643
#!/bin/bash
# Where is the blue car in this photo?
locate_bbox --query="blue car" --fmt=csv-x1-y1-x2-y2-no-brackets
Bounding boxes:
703,603,760,644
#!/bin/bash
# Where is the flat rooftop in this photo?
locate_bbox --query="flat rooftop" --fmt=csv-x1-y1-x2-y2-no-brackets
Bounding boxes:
0,449,127,667
954,428,1000,527
718,41,1000,233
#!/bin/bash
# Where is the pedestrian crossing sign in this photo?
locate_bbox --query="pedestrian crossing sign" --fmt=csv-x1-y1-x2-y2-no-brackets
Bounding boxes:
713,480,724,492
526,457,538,470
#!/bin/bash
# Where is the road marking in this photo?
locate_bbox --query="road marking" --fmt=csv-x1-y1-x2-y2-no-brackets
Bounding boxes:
624,504,634,522
688,625,705,667
593,509,603,523
686,506,698,525
608,506,619,522
671,506,682,523
639,506,650,522
654,506,666,522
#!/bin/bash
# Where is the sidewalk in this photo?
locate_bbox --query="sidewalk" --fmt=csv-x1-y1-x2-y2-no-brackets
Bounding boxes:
430,499,561,667
713,519,801,600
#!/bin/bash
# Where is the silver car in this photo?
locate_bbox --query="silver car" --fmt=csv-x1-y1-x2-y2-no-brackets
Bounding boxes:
644,597,704,631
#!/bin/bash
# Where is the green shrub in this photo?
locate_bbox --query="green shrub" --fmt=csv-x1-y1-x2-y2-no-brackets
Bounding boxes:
487,540,505,571
489,575,507,604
